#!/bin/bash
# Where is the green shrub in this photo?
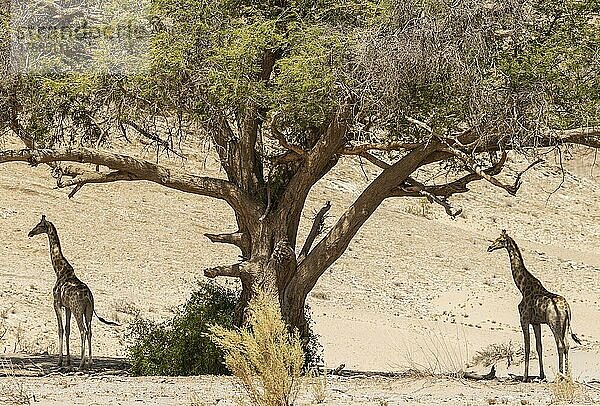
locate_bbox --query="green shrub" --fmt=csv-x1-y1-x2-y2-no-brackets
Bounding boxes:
126,281,237,376
303,304,323,369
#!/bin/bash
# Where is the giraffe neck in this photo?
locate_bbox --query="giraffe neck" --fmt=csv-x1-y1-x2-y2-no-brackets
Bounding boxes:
46,222,73,278
505,237,539,295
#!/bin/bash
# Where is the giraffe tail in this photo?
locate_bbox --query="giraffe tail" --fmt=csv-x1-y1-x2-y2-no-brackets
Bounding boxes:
567,309,581,345
94,310,120,326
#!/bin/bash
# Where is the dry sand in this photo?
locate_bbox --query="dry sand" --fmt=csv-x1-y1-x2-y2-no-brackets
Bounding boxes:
0,141,599,405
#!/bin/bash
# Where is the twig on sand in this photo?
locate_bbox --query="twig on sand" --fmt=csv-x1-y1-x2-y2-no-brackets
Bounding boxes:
463,365,496,381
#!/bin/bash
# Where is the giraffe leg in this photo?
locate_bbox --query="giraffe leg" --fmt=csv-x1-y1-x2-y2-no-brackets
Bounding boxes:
563,336,570,376
53,303,64,367
521,321,531,382
86,306,93,368
75,314,87,370
64,308,72,367
563,320,571,375
532,324,545,380
550,322,565,375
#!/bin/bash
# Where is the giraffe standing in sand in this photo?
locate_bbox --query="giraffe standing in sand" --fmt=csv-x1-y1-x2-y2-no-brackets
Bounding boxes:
28,215,117,370
488,230,580,381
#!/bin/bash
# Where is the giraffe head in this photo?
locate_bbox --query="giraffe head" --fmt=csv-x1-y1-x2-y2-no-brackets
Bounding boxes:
487,229,510,252
28,215,50,237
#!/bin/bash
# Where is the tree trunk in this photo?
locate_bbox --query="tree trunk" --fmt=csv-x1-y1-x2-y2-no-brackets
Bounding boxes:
210,211,313,340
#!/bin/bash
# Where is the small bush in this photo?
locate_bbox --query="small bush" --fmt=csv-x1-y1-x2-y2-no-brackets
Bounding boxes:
126,281,237,376
404,198,434,219
308,367,327,404
469,341,524,368
303,304,323,369
550,373,576,403
210,293,304,406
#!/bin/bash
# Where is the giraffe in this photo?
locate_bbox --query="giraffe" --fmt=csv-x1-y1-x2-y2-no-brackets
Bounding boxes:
488,230,581,381
28,215,118,370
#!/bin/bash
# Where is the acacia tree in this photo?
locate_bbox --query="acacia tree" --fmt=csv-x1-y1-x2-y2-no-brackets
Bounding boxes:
0,0,598,339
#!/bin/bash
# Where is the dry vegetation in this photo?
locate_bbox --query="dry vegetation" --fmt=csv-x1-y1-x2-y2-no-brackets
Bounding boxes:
210,294,304,406
469,341,525,368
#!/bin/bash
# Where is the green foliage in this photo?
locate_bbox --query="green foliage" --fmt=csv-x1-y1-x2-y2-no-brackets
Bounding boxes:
2,0,597,150
500,0,600,128
126,281,237,376
303,304,323,368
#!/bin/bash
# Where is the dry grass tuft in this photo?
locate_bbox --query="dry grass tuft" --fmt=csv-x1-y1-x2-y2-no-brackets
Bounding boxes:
211,293,304,406
468,341,523,368
404,198,434,219
402,326,469,377
550,373,576,404
307,367,327,404
0,359,34,405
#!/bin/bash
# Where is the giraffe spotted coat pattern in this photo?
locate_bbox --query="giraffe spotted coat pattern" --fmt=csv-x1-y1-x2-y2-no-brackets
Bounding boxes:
28,215,117,370
488,230,580,381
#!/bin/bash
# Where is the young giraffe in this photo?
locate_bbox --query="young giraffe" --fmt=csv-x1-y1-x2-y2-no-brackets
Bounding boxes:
488,230,580,381
28,215,117,370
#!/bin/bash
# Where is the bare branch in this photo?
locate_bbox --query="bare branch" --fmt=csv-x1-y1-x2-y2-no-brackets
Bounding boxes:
440,140,525,196
390,152,508,199
205,231,251,260
299,201,331,260
270,113,306,156
67,184,83,198
359,152,390,169
122,120,185,158
57,169,137,188
0,148,263,224
405,116,433,133
54,169,136,198
340,141,421,156
204,263,243,279
513,158,544,192
397,178,462,218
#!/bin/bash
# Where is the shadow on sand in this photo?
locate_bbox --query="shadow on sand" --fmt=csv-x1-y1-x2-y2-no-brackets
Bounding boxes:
0,353,130,377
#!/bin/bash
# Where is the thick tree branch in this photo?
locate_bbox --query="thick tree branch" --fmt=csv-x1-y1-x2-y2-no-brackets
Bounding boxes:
0,148,263,224
295,141,440,294
205,231,251,260
204,263,243,278
359,151,390,169
10,118,125,198
551,127,600,147
211,115,239,182
278,104,352,244
269,150,304,166
57,169,137,198
299,201,331,261
270,113,306,156
453,127,600,154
